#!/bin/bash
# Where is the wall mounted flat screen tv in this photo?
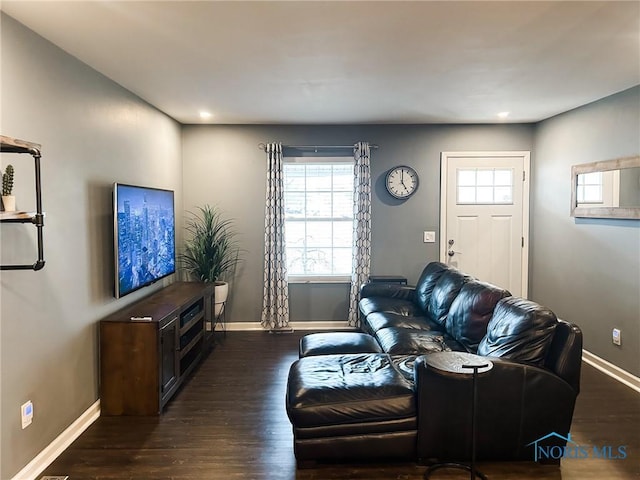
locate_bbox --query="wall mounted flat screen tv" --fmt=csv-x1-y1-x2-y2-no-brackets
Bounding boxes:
113,183,176,298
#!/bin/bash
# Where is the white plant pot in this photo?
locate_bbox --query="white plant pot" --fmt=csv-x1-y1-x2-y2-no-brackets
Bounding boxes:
1,195,16,212
214,281,229,318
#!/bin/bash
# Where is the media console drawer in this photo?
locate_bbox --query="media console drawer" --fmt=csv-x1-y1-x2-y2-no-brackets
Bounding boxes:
100,282,214,416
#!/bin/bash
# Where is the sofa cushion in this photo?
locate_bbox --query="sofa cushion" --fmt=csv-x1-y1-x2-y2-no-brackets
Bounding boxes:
375,327,465,355
415,262,451,313
426,268,472,326
299,332,382,357
445,281,511,353
286,353,416,428
477,297,557,366
365,312,443,334
359,297,421,318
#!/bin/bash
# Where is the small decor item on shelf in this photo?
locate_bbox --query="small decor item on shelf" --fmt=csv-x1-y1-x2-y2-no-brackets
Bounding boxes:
1,164,16,211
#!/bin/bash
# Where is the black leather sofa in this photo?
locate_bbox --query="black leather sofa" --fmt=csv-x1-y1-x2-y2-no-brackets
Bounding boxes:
286,262,583,465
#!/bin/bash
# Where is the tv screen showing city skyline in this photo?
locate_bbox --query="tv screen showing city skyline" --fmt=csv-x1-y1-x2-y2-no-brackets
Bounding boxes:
114,183,176,298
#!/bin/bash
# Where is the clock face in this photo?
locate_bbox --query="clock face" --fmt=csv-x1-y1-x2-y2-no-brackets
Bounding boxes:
385,166,419,199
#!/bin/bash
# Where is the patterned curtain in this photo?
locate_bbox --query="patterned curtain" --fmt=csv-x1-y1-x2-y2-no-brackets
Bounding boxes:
347,142,372,326
261,142,290,330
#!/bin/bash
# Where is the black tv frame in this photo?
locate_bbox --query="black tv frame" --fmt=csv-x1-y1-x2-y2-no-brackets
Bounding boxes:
113,182,176,299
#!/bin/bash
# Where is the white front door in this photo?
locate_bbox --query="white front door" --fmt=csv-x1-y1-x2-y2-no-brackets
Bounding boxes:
440,151,530,296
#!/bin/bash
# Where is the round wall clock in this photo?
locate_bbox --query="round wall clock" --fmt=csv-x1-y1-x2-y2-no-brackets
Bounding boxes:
385,165,419,199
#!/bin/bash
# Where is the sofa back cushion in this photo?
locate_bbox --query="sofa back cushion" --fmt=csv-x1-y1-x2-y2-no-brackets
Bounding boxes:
477,297,557,366
445,281,511,353
426,268,471,326
415,262,451,313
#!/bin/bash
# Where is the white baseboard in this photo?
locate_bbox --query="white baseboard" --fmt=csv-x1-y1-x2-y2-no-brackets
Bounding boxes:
222,321,356,331
11,400,100,480
582,350,640,394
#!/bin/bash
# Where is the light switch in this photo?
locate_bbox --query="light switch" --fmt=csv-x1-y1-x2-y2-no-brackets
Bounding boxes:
423,231,436,243
612,328,621,346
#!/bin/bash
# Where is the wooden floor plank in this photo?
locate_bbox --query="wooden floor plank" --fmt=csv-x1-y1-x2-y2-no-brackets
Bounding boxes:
41,331,640,479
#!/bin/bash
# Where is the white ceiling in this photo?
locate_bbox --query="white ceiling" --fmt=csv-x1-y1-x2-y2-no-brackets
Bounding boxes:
2,1,639,125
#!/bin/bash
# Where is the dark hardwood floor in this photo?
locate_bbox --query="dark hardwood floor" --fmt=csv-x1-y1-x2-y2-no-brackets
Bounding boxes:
42,331,639,479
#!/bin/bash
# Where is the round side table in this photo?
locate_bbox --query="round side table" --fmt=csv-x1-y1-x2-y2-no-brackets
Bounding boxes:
423,352,494,480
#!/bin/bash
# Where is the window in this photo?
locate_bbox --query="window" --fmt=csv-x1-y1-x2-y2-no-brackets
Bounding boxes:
283,157,354,281
456,168,513,204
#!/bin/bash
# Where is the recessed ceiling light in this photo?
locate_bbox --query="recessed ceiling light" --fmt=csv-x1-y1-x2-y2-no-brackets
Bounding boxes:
497,111,510,119
199,111,213,120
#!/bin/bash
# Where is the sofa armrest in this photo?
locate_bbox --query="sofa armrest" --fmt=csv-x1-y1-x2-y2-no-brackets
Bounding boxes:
360,283,416,301
414,354,578,462
545,319,583,394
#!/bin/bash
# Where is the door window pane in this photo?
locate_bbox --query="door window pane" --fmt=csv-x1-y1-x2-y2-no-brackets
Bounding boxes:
476,186,494,203
477,170,494,186
494,187,513,203
494,170,512,185
458,170,476,186
457,186,476,203
456,168,514,205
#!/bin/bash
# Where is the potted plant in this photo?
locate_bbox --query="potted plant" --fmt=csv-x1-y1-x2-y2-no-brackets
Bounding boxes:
180,205,242,318
1,164,15,212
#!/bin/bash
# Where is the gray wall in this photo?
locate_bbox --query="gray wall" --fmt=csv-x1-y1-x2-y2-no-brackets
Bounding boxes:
531,86,640,376
181,124,535,324
0,15,182,478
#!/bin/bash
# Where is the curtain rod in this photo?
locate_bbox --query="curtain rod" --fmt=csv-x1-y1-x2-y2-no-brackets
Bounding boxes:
258,143,378,151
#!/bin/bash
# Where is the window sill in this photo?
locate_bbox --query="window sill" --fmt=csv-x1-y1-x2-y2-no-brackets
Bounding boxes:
288,276,351,284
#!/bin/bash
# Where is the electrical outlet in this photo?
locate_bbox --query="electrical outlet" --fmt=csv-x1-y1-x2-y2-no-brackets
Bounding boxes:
612,328,621,346
423,231,436,243
21,400,33,429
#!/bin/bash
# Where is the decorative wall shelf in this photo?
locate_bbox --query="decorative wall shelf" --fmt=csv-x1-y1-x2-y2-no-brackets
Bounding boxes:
0,135,45,271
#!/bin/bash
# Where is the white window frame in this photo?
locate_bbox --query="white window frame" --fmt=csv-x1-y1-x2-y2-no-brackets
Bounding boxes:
283,156,354,284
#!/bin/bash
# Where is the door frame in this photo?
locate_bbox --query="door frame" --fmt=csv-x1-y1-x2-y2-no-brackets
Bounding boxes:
439,151,531,297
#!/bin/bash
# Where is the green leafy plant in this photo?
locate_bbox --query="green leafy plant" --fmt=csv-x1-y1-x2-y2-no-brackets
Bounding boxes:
2,164,14,196
180,205,242,283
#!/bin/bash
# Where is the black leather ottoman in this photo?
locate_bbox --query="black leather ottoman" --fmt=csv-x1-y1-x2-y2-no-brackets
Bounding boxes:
299,331,382,357
286,353,417,463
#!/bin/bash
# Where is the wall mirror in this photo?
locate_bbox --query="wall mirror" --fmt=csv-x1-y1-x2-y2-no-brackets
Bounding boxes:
571,155,640,219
